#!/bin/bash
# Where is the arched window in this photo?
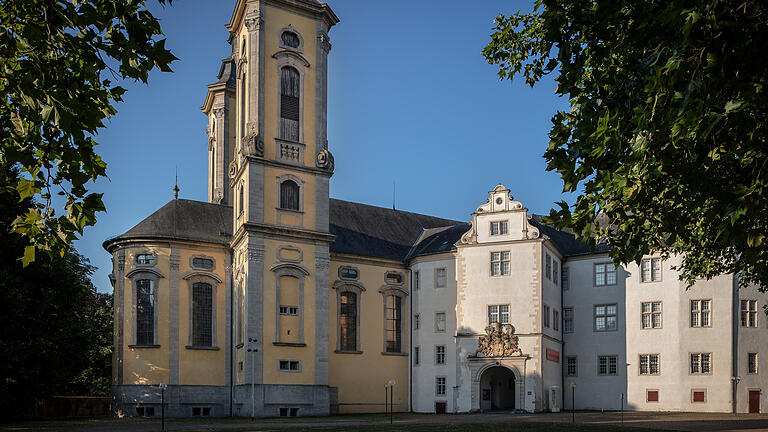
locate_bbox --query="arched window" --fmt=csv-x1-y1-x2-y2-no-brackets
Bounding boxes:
339,291,357,351
192,282,213,347
238,184,244,216
280,179,299,211
279,67,300,141
136,279,155,345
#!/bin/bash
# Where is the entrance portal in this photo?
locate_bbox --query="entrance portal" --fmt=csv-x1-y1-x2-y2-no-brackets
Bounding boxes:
479,366,516,411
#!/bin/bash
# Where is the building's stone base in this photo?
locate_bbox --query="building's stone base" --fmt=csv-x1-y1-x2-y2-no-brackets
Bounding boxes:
113,385,231,418
113,384,336,418
232,384,335,418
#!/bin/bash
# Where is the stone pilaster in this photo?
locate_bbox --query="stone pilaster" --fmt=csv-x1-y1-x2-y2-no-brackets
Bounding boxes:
314,247,330,385
246,241,265,385
169,249,180,385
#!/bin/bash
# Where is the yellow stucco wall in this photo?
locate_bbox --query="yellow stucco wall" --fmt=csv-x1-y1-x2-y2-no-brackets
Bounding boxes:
328,258,410,413
261,238,316,385
262,4,317,166
262,165,317,230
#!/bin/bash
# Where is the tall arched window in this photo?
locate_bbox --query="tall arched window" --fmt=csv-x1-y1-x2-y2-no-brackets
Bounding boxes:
136,279,155,345
192,282,213,347
280,179,299,211
339,291,357,351
279,66,300,141
385,294,402,353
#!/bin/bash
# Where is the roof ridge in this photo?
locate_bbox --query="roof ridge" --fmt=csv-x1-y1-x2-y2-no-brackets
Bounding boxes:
330,197,463,225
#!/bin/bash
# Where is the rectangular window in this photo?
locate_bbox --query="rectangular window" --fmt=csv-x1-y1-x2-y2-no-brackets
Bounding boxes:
748,353,758,374
414,271,420,290
594,263,617,286
385,294,402,353
435,268,447,288
545,254,552,280
692,390,706,403
192,282,213,347
490,221,508,236
136,279,155,345
490,251,511,276
553,261,559,285
436,377,446,396
543,304,550,328
279,305,299,315
639,354,660,375
594,304,618,332
488,305,510,324
647,390,659,402
553,310,559,331
741,300,758,327
566,356,577,376
598,355,618,375
435,345,446,365
690,353,712,374
278,360,301,372
435,312,446,332
414,346,420,366
641,302,662,329
562,267,569,290
339,291,357,351
641,258,662,282
563,307,574,333
690,300,711,327
414,313,420,330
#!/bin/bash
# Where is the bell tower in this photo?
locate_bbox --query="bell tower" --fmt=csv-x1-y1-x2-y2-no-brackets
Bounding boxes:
210,0,338,417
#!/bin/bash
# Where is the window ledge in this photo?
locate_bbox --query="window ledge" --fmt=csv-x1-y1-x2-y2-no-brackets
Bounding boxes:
276,207,304,214
273,342,307,347
334,350,363,355
381,351,408,357
185,345,220,351
128,344,160,349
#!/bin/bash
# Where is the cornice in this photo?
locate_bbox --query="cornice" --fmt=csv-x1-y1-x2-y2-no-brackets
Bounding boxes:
230,221,335,247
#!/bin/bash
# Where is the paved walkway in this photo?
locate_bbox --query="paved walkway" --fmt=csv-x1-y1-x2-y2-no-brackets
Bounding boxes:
4,411,768,432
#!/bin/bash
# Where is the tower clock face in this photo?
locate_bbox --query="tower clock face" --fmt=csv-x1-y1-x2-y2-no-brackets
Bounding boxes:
495,197,503,205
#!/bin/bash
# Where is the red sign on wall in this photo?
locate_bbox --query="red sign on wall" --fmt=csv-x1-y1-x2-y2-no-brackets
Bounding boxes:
546,349,560,363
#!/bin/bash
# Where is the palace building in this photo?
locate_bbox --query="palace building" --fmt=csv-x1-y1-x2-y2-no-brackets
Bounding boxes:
104,0,768,418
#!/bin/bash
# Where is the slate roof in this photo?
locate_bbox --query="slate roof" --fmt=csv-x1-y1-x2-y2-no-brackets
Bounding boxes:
103,199,233,248
104,198,602,260
329,198,464,261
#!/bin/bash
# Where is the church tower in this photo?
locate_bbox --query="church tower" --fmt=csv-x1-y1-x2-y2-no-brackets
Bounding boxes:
205,0,339,417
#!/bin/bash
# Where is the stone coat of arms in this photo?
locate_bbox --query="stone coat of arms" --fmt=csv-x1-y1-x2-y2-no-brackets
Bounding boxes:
474,322,523,357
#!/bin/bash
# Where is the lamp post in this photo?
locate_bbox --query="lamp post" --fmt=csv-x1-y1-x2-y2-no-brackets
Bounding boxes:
386,380,395,424
247,337,259,421
570,382,576,424
159,383,167,431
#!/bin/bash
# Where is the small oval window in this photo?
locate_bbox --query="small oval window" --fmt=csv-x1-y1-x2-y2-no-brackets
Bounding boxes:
339,266,358,280
281,31,300,49
385,272,403,284
193,258,215,270
136,254,155,265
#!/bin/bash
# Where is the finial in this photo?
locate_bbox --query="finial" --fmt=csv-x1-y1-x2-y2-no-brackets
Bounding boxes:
392,181,396,210
173,167,179,199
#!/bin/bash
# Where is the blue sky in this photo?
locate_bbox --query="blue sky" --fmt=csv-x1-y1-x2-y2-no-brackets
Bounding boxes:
77,0,570,293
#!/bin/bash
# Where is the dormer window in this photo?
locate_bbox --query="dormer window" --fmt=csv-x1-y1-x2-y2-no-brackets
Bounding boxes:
339,266,359,280
385,271,403,284
192,257,215,270
281,31,300,49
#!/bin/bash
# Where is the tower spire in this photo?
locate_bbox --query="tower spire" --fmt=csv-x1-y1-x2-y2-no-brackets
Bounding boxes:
173,167,180,199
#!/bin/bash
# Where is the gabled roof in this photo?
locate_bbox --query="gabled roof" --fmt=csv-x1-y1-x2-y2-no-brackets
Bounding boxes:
103,200,233,249
329,199,463,262
528,214,610,256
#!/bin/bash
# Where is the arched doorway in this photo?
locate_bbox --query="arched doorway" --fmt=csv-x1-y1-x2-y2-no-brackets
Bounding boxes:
479,366,516,411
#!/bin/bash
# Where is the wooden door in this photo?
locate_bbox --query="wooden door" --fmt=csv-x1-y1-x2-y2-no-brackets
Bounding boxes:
435,402,446,414
749,390,760,413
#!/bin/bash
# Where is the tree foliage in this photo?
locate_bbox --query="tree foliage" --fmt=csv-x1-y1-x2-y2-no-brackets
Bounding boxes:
0,168,113,418
0,0,176,265
484,0,768,288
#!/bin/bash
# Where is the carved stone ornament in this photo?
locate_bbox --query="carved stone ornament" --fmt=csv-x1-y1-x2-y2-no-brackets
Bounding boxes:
242,123,264,157
228,160,238,180
318,32,332,53
248,248,264,262
473,322,523,358
244,15,262,32
316,149,334,172
214,187,224,203
525,216,541,239
459,221,477,245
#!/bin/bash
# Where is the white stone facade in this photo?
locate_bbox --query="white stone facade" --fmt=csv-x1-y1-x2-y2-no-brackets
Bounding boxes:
409,185,768,414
